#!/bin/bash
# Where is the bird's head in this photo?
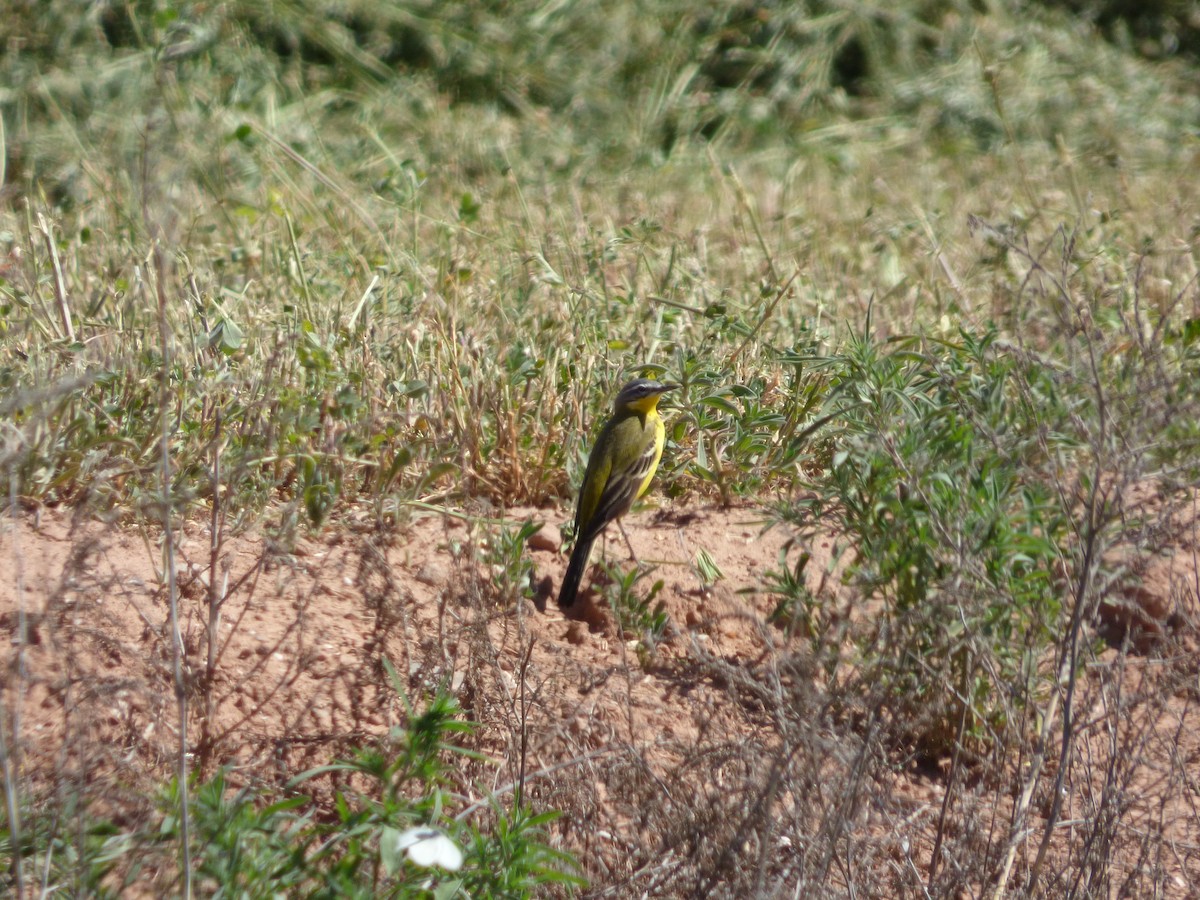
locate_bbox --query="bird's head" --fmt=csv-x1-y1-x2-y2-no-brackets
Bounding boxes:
613,378,680,414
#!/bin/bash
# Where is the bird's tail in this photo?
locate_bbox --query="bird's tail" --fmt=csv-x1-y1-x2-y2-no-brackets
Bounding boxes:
557,532,597,608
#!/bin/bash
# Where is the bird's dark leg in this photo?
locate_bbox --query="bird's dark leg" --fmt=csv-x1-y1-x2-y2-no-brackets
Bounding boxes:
616,520,638,561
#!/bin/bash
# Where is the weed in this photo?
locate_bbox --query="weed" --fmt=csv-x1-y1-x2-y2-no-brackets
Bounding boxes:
459,802,585,896
693,546,724,593
604,562,670,663
777,325,1075,752
482,518,542,605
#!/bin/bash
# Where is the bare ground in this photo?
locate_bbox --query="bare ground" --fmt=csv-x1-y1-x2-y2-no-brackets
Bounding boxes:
2,499,1198,897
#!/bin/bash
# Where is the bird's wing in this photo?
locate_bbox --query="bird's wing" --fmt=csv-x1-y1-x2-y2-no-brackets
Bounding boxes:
574,429,612,536
584,418,660,541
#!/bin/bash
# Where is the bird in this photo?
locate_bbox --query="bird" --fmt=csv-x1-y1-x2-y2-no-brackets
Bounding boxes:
557,378,680,608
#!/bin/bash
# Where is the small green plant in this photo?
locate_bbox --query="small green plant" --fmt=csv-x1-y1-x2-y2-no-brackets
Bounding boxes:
693,546,724,592
164,770,310,898
604,562,669,663
766,548,817,634
288,704,474,896
673,371,793,502
300,454,340,528
459,800,585,896
482,518,543,604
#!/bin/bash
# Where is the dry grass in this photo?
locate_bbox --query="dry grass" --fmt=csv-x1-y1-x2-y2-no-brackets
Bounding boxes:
3,1,1200,896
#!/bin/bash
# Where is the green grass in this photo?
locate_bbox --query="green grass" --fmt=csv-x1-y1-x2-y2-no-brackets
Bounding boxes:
4,1,1196,524
3,0,1199,895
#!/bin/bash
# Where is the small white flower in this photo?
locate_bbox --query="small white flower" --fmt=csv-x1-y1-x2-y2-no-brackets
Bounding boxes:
392,826,464,871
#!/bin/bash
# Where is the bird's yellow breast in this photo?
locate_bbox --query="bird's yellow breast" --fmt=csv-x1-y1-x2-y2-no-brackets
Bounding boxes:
636,416,666,500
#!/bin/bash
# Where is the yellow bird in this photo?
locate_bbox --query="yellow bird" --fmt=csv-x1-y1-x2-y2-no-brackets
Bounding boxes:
557,378,679,608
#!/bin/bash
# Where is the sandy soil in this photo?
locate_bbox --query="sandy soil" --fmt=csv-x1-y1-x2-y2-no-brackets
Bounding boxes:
2,498,1197,897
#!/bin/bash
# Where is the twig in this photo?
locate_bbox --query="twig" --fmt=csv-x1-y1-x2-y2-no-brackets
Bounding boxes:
729,269,799,368
515,636,534,810
1026,315,1113,893
201,405,228,763
144,119,193,894
1,472,27,896
454,747,621,822
36,212,75,343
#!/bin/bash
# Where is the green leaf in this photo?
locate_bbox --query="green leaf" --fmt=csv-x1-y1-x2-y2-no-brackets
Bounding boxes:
380,826,405,876
700,395,739,415
209,318,244,354
458,192,482,223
